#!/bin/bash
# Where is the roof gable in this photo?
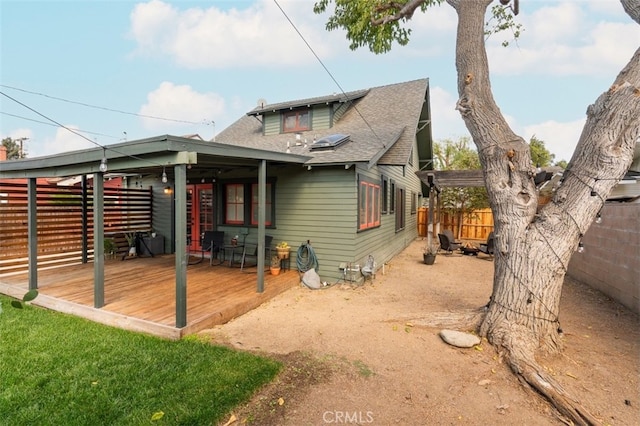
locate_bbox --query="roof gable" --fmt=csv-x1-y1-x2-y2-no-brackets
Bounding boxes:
216,78,433,169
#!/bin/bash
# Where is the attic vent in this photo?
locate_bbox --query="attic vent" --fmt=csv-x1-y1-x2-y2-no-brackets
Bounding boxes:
310,134,350,151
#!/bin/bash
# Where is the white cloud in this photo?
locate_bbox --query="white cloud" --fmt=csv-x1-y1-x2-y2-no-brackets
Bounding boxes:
129,0,336,69
488,1,639,77
38,126,97,157
429,86,469,142
523,118,585,164
139,82,225,132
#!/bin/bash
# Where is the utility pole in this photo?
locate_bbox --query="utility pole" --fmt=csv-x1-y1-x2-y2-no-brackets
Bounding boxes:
16,137,29,159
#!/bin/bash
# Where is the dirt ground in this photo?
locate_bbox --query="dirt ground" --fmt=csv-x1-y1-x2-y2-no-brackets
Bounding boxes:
202,238,640,426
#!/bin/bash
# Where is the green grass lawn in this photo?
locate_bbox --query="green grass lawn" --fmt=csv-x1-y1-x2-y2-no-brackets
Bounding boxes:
0,295,280,425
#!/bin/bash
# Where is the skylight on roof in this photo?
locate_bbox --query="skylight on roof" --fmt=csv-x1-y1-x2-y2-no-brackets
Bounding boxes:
310,134,350,151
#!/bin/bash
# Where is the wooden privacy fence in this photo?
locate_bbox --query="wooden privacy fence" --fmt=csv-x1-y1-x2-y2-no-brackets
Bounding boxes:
0,181,152,276
417,207,494,241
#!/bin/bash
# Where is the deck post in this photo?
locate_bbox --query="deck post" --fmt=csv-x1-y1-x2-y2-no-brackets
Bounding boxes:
174,164,188,328
257,159,266,293
93,173,105,308
27,178,38,290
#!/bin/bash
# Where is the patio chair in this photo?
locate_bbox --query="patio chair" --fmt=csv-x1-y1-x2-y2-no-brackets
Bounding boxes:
438,232,462,255
240,235,273,272
202,231,225,266
443,230,462,246
478,232,495,259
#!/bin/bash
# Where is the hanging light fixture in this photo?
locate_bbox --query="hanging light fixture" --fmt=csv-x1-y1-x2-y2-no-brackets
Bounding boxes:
161,168,168,183
99,157,108,173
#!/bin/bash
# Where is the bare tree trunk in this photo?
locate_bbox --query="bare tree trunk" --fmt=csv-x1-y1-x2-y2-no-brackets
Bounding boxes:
448,0,640,424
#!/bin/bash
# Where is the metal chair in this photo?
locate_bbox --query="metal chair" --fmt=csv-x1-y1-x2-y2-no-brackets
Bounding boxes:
438,232,462,254
202,231,225,266
478,232,495,259
240,235,273,271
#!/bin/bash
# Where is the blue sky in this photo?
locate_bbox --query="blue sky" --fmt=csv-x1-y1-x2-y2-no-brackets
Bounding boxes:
1,0,638,164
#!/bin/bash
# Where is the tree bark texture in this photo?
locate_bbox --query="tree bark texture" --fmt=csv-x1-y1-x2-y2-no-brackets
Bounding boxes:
449,1,640,424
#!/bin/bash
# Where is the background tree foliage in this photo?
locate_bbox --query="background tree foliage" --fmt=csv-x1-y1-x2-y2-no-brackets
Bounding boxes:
1,137,26,160
434,137,489,237
529,135,555,168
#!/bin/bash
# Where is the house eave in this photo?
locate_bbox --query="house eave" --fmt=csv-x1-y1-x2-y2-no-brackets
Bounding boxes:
0,134,310,179
247,89,369,117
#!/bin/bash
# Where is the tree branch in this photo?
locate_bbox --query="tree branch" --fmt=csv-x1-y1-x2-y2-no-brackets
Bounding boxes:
621,0,640,24
370,0,426,25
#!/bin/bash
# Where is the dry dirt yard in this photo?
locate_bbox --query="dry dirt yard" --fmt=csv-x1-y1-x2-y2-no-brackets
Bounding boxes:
203,238,639,426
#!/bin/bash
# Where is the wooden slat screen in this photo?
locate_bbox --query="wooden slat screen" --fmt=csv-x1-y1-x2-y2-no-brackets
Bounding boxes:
0,182,152,276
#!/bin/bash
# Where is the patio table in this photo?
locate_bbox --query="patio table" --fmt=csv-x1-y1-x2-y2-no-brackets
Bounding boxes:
222,244,244,267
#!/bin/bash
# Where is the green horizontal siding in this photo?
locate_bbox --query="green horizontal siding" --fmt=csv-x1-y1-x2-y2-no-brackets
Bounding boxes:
264,113,280,136
311,105,331,131
177,158,422,284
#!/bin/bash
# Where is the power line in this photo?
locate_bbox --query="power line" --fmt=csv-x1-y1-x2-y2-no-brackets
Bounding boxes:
0,90,163,167
0,84,209,125
1,90,105,149
0,111,120,139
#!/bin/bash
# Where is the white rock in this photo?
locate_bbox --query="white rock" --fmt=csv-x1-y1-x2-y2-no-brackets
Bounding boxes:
439,329,481,348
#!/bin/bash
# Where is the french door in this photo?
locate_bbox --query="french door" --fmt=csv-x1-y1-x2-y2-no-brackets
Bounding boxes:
186,184,215,251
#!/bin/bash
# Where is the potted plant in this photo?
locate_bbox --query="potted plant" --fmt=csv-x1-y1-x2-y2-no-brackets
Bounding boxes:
275,241,290,259
423,240,438,265
124,232,137,257
270,256,282,275
104,238,117,259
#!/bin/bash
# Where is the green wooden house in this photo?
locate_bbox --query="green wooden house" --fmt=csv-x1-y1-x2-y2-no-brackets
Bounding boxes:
213,78,434,283
0,78,433,328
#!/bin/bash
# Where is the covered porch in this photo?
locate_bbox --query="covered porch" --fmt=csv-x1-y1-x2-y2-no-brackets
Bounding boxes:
0,255,300,340
0,135,310,332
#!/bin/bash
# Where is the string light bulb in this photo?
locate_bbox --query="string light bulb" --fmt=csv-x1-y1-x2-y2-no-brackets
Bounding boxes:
577,240,585,253
595,210,602,224
161,168,168,183
99,157,108,173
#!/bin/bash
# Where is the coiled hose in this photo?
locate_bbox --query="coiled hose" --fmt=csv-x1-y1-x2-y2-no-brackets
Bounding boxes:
296,241,319,273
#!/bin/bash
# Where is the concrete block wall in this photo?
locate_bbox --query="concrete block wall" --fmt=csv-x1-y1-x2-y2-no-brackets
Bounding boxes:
568,203,640,314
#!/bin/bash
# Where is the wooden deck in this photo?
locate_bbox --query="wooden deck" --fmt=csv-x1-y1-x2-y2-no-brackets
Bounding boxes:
0,255,300,340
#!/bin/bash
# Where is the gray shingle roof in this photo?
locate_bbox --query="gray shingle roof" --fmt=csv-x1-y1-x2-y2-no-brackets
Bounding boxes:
247,89,369,116
215,78,429,168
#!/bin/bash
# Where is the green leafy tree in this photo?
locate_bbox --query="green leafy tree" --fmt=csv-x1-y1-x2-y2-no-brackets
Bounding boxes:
529,135,554,167
315,1,640,423
1,137,27,159
434,138,489,237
